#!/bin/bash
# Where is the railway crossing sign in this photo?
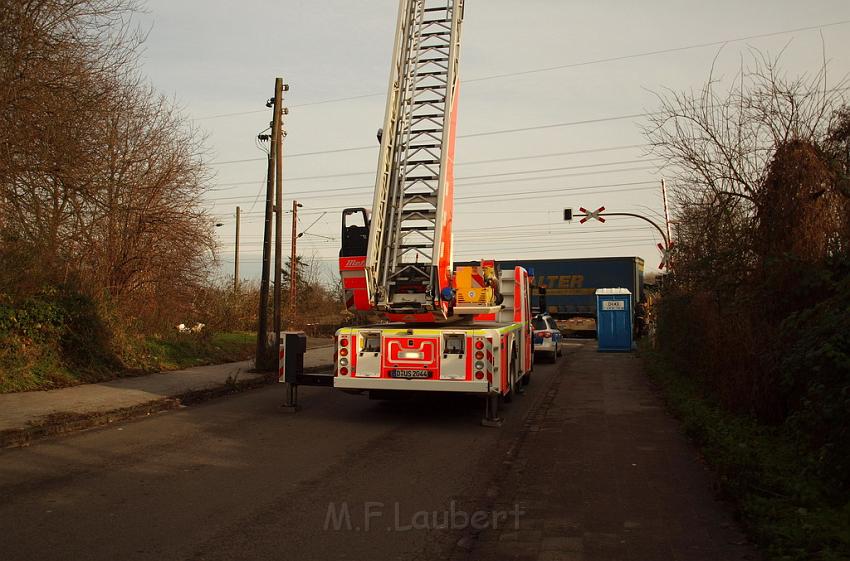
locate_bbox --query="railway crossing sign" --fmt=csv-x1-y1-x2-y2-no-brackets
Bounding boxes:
579,206,606,224
574,204,674,272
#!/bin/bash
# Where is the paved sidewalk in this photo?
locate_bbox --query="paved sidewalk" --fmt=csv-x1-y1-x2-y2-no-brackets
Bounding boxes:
462,341,756,561
0,345,335,447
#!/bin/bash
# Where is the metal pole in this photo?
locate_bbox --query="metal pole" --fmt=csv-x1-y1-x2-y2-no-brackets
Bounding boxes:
256,78,282,370
274,79,288,376
593,211,669,248
234,206,240,292
289,200,299,329
661,179,672,245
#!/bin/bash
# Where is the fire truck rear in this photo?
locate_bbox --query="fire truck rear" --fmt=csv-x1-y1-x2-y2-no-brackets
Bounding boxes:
335,266,533,424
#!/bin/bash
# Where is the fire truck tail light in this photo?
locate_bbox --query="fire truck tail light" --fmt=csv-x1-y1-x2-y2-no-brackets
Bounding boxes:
474,371,484,380
339,348,349,357
340,338,349,347
474,340,485,350
474,350,484,360
339,367,349,376
339,357,349,367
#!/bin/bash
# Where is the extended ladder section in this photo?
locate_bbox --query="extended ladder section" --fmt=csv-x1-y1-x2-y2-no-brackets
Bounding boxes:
365,0,464,320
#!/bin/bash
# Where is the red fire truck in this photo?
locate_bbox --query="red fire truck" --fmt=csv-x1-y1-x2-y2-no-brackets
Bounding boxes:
334,0,533,425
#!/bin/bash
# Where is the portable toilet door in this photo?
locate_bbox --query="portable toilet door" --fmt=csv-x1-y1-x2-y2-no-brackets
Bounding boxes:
595,288,633,352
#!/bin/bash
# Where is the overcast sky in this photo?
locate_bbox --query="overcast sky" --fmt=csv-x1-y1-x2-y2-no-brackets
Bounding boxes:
137,0,850,281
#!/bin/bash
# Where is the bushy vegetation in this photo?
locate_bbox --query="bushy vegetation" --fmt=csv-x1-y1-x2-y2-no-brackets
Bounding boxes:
644,348,850,561
0,288,257,393
647,54,849,559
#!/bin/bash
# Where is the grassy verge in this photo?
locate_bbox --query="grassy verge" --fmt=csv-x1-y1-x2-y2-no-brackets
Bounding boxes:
138,331,256,371
0,291,337,393
0,330,257,393
642,346,849,561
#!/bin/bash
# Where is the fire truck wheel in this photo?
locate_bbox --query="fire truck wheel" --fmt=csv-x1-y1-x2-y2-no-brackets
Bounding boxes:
503,352,518,403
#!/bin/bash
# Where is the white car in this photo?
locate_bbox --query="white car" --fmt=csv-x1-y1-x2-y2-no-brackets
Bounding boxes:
533,313,562,363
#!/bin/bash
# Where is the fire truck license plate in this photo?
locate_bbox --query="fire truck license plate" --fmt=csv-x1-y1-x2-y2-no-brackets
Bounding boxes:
389,369,431,379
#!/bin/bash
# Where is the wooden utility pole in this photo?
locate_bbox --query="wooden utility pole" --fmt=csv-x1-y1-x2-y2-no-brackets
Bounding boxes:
273,79,289,375
289,200,301,328
256,78,283,370
234,206,241,292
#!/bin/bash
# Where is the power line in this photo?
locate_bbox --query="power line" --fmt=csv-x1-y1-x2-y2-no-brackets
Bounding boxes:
206,111,659,166
202,158,658,202
208,177,658,213
229,236,660,260
194,19,850,121
223,181,659,216
457,158,660,181
204,83,850,166
223,224,652,244
207,143,647,189
463,19,850,84
209,144,377,166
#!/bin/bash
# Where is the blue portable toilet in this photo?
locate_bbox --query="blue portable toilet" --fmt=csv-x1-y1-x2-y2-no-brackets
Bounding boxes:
595,288,633,352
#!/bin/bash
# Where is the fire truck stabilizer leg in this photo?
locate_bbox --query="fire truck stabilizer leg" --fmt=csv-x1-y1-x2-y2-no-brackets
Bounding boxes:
481,393,503,427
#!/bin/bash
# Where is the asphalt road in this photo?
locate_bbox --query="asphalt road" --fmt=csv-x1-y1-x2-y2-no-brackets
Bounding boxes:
1,343,573,561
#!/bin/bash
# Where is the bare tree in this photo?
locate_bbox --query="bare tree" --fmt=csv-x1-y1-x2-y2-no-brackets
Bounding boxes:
644,50,848,291
0,0,216,330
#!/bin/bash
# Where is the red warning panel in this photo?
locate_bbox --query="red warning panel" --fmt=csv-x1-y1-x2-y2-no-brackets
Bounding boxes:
579,206,606,224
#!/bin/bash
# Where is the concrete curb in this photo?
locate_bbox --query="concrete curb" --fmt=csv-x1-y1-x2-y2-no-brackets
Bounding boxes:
0,363,333,450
